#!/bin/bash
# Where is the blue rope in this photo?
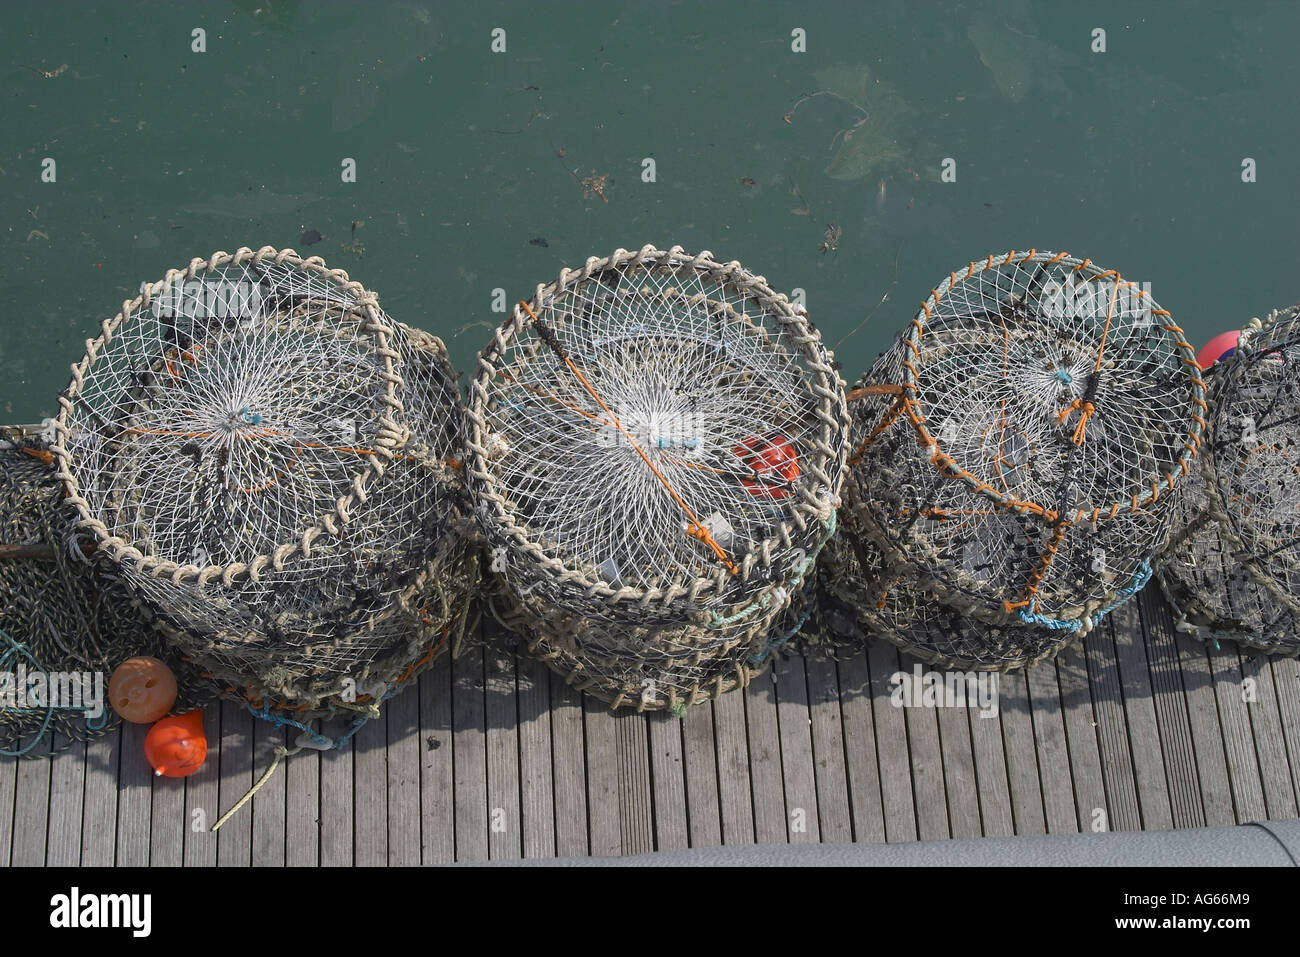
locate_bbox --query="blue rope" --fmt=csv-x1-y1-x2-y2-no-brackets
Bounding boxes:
0,628,55,757
243,677,402,750
1013,560,1153,632
244,698,335,747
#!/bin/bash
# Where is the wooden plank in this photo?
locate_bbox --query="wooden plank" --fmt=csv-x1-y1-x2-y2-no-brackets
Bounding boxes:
418,660,455,865
866,642,916,842
384,681,422,866
452,646,489,862
484,644,522,860
933,678,982,840
319,735,354,867
1207,643,1268,822
1236,649,1298,819
680,700,722,848
181,717,219,867
516,654,555,860
582,698,620,856
284,736,320,867
1171,632,1236,827
965,685,1014,838
80,726,121,865
804,652,853,843
149,730,187,868
1269,656,1300,812
10,734,52,865
1109,601,1173,830
897,654,949,842
647,711,689,852
1137,588,1206,828
744,660,788,843
614,710,654,855
46,735,86,866
1025,657,1078,833
773,652,821,842
548,670,589,858
0,748,15,864
352,710,388,866
1054,646,1109,835
996,668,1046,835
712,678,755,845
249,723,287,867
215,700,253,866
1084,622,1142,831
834,650,886,843
114,719,153,865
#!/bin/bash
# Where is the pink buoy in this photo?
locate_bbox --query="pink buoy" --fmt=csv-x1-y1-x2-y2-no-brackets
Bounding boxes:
1196,330,1241,369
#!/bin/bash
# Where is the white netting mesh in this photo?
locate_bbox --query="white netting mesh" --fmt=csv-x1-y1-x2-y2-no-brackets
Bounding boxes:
832,250,1206,665
467,245,847,710
52,247,478,718
1159,306,1300,655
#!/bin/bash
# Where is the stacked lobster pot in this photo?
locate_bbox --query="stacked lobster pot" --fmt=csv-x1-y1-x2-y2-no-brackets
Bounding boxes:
466,245,848,710
822,250,1207,668
1157,304,1300,656
51,247,479,743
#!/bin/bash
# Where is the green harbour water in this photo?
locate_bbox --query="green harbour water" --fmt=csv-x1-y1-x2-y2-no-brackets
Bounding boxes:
2,0,1298,423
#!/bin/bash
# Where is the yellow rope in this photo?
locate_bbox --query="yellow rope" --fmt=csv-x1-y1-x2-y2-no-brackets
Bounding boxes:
210,745,301,832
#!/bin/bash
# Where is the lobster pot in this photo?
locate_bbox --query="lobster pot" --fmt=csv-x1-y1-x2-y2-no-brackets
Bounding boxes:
835,251,1206,666
818,502,1076,670
52,248,478,722
1158,306,1300,656
467,246,847,710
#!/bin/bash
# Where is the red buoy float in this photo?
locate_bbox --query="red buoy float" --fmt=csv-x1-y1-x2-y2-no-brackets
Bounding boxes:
1196,330,1241,369
734,434,799,499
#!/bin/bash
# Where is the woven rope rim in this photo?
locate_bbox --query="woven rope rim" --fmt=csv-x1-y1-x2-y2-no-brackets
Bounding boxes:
464,243,849,608
898,249,1207,521
51,245,413,587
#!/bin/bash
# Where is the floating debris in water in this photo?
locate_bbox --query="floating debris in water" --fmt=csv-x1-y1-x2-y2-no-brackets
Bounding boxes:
300,228,323,246
819,222,841,255
529,237,549,248
581,170,610,203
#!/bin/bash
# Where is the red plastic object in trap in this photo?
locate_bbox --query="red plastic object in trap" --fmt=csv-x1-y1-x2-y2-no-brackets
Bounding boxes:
734,435,799,499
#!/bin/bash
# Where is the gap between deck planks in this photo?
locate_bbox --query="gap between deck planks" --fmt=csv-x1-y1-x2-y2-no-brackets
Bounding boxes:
4,585,1299,865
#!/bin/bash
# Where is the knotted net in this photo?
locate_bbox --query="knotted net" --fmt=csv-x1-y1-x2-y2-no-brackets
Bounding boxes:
0,434,215,756
829,250,1206,666
51,247,478,730
1158,305,1300,655
467,245,847,710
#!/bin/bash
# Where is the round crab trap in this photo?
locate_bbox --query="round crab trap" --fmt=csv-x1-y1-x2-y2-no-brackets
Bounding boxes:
51,247,479,736
0,432,215,756
1158,305,1300,656
818,505,1079,669
466,245,848,711
836,250,1206,664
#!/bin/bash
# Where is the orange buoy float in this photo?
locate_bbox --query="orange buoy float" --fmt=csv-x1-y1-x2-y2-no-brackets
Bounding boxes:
108,656,178,724
145,710,208,778
734,434,799,499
